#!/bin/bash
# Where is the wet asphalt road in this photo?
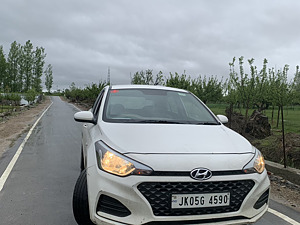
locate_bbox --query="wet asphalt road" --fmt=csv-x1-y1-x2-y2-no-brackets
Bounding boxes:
0,96,81,224
0,96,299,225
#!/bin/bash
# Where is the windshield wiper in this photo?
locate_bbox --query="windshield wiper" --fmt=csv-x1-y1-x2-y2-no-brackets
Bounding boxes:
128,120,220,125
130,120,186,124
192,122,220,125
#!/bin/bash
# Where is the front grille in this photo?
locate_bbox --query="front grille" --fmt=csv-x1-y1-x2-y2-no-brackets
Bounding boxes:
137,180,254,217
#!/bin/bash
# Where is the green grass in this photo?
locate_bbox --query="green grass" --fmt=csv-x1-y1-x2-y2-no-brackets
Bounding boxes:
0,105,14,113
264,106,300,133
206,103,228,115
207,104,300,134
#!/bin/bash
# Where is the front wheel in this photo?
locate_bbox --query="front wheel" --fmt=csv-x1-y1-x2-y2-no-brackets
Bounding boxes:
72,169,94,225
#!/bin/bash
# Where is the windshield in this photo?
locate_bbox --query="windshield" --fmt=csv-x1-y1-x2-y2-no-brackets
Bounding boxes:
103,88,219,125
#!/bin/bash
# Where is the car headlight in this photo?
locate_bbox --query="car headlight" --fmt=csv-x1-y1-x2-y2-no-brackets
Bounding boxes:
243,148,265,174
95,141,153,177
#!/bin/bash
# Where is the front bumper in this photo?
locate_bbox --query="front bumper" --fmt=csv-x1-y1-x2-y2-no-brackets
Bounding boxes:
86,165,270,225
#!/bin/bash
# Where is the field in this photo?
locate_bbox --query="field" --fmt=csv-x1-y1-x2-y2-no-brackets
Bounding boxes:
207,104,300,134
0,106,17,120
0,105,16,112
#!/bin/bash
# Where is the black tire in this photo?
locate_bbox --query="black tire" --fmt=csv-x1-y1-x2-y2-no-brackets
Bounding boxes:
72,170,94,225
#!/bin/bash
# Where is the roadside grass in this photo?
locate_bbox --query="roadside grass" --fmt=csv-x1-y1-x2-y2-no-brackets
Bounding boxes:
0,105,14,114
206,103,228,115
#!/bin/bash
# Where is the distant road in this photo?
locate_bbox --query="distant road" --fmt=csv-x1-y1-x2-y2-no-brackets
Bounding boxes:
0,96,299,225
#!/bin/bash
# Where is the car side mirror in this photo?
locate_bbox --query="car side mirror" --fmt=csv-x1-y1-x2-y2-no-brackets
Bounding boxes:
217,115,228,124
74,111,96,124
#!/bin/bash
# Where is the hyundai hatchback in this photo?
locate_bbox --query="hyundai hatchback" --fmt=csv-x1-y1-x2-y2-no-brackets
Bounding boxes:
73,85,270,225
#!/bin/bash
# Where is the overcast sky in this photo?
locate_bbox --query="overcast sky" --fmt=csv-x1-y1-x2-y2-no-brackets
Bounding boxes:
1,0,300,90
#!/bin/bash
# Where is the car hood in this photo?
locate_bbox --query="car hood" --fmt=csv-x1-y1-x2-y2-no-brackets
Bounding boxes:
99,122,254,154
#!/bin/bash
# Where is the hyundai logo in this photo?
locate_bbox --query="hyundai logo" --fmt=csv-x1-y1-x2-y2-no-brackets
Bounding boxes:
190,168,212,180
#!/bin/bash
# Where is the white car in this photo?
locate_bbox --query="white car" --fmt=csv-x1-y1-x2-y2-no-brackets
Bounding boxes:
73,85,270,225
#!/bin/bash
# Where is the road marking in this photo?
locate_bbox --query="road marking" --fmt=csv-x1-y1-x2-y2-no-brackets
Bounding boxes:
268,208,300,225
0,101,53,192
72,104,81,111
68,101,81,111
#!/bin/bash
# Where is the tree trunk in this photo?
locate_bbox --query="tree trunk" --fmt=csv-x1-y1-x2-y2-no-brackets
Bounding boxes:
276,106,280,128
10,101,13,113
281,105,287,168
244,106,249,132
229,103,233,129
271,106,274,125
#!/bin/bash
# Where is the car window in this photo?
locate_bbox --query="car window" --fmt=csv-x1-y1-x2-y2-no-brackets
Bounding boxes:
179,94,215,122
103,89,218,125
92,90,104,117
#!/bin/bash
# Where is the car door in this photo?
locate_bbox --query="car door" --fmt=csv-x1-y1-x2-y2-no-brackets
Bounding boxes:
82,90,105,168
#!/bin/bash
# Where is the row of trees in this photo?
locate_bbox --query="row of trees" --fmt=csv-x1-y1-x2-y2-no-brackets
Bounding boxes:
64,70,223,108
131,69,223,104
64,81,108,105
225,57,295,125
131,59,300,111
0,40,53,93
65,57,300,113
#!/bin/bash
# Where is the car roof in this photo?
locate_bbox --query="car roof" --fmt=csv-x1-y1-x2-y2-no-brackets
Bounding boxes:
109,84,189,93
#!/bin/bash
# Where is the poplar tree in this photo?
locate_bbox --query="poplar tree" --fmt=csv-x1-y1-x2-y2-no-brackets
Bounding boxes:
45,64,53,93
33,47,46,92
0,46,7,92
7,41,21,92
20,40,34,92
1,40,51,94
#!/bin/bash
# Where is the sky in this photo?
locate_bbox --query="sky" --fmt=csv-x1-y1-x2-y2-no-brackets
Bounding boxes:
1,0,300,90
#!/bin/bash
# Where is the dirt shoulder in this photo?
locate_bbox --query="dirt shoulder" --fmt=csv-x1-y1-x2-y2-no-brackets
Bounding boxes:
0,96,51,158
1,97,300,212
269,173,300,212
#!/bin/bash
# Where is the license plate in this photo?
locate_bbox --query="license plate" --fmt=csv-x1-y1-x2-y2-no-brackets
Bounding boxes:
171,192,230,209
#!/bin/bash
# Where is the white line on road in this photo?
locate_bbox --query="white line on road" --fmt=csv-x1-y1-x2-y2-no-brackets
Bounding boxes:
72,104,81,111
0,101,53,192
268,208,300,225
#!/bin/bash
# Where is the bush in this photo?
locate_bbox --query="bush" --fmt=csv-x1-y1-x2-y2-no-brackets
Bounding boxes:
24,89,38,105
64,81,107,105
